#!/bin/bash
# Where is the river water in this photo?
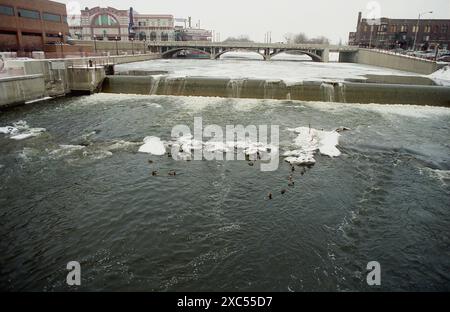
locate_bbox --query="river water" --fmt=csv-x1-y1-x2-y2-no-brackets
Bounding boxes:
0,58,449,291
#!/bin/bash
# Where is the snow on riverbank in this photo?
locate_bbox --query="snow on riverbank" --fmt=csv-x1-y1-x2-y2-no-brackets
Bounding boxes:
429,66,450,86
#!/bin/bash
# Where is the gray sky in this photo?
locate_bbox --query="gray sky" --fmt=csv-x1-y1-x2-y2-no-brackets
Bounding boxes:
61,0,450,43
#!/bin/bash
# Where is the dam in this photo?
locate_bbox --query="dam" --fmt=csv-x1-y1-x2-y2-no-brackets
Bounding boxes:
1,51,450,291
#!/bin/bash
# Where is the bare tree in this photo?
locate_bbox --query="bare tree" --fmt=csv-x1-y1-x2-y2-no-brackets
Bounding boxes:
285,32,330,45
224,35,253,43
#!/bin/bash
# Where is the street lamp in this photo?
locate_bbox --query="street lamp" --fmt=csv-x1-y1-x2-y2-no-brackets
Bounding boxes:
115,36,119,55
413,11,433,51
93,34,97,54
131,38,134,55
143,38,146,54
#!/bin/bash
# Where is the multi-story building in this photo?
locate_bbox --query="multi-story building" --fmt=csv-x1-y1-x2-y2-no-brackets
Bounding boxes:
175,27,212,41
134,14,175,41
0,0,69,52
349,12,450,50
69,6,174,42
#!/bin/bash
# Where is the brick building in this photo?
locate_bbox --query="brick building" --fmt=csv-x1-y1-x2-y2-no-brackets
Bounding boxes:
0,0,69,52
349,12,450,50
69,6,175,42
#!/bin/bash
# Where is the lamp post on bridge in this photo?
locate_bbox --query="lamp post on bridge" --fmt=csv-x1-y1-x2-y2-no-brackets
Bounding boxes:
413,11,433,51
131,38,134,55
93,35,97,54
58,32,63,58
115,36,119,56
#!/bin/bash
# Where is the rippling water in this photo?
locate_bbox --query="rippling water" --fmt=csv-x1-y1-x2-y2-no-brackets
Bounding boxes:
1,92,449,291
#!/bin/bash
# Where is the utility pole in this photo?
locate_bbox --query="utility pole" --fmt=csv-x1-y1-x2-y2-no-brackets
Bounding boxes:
413,11,433,51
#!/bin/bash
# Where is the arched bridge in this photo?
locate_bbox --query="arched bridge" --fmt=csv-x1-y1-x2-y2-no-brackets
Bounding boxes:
147,41,360,62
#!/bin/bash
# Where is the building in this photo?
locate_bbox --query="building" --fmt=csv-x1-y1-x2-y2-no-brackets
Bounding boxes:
69,6,175,42
0,0,69,52
349,12,450,50
175,27,212,41
173,17,212,41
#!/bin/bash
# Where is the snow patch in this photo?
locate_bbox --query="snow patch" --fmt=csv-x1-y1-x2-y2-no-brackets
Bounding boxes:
429,66,450,86
283,127,341,165
138,136,166,155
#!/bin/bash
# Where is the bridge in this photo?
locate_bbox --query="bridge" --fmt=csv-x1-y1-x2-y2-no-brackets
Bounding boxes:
147,41,359,62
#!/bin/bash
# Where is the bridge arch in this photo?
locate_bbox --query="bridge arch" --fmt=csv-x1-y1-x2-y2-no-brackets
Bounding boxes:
214,48,266,60
270,49,322,62
161,47,212,59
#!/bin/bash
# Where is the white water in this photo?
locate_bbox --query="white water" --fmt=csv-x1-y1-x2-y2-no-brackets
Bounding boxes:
0,121,46,140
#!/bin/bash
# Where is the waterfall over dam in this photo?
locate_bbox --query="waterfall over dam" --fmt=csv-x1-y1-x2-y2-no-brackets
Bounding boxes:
101,75,450,106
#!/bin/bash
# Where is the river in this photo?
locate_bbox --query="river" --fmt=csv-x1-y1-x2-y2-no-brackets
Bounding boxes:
0,57,449,291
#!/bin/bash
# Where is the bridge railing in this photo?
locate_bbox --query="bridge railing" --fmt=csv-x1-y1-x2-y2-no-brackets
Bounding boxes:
146,41,359,52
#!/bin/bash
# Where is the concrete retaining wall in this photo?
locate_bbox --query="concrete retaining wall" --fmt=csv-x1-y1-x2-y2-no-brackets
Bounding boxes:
71,40,148,55
68,67,106,93
0,74,46,108
354,49,440,75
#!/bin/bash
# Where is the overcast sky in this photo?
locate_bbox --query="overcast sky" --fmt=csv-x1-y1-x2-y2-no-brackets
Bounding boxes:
61,0,450,43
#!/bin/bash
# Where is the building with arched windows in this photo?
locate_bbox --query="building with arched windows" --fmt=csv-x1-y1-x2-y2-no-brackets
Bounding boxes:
69,6,174,42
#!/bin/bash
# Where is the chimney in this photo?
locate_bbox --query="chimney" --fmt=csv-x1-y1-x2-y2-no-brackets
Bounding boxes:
357,11,362,28
188,16,192,28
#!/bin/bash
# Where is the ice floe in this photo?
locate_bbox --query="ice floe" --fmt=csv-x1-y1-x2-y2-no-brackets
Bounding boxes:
283,127,341,165
139,133,278,161
138,136,167,155
0,121,46,140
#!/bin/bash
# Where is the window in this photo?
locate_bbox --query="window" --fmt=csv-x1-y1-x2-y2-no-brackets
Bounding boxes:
390,25,397,32
94,14,119,26
43,12,61,22
18,8,40,19
400,25,408,32
412,25,418,33
0,5,14,16
424,25,431,33
442,25,448,33
63,16,67,23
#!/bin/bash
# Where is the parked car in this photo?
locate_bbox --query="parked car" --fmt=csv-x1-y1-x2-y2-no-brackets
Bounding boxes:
437,54,450,62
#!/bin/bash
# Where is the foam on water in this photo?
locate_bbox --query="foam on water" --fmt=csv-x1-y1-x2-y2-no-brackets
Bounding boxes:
304,101,450,118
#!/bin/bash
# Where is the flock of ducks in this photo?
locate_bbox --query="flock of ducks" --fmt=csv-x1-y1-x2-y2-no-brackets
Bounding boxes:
148,150,311,200
267,164,309,200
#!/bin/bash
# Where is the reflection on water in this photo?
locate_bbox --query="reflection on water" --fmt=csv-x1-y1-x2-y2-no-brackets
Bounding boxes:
0,93,449,291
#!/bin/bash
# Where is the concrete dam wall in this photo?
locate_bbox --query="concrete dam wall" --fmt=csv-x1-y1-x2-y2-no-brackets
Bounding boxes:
101,76,450,107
